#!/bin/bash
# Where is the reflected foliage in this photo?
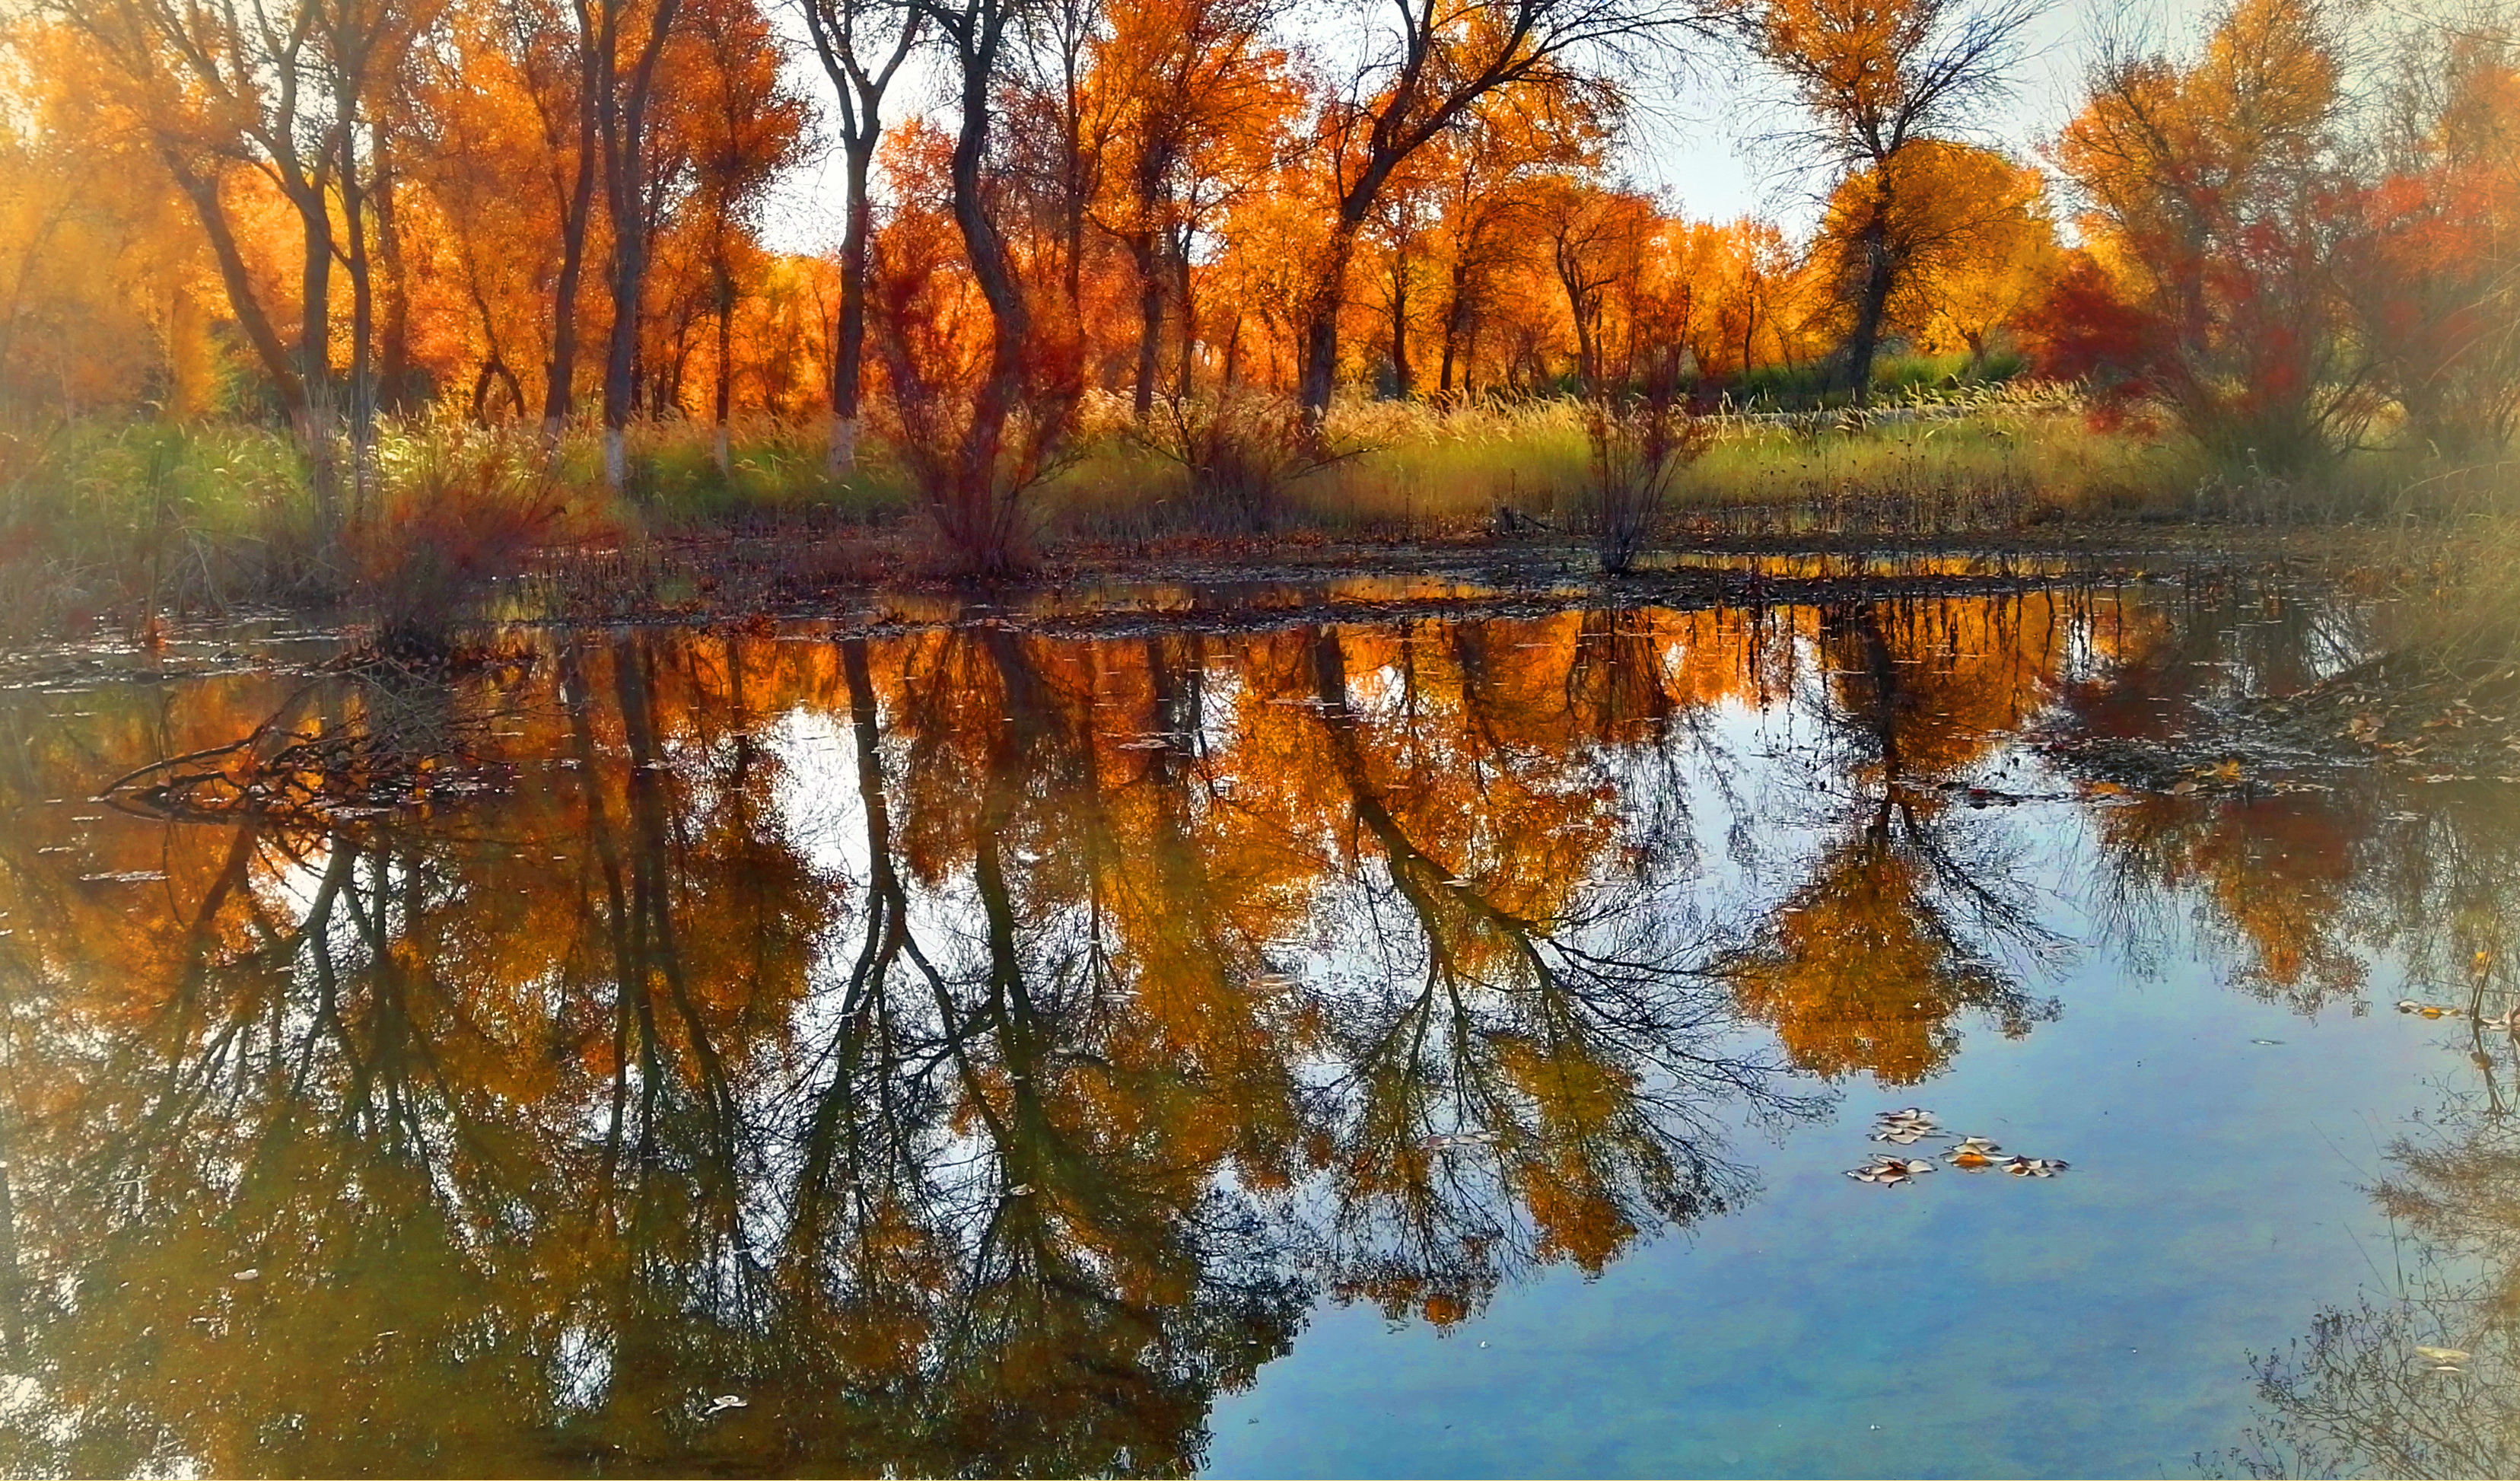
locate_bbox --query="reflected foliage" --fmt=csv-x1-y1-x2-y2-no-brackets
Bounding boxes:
2,577,2496,1475
2213,1094,2520,1479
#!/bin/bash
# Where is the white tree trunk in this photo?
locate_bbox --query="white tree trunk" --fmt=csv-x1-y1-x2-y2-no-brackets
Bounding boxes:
827,412,861,477
603,425,627,492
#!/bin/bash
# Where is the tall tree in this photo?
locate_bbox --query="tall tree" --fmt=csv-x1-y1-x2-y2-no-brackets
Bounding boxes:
797,0,921,474
2044,0,2366,470
1083,0,1295,415
1753,0,2038,400
680,0,810,470
1807,139,2054,374
51,0,401,533
889,0,1080,572
591,0,691,489
1289,0,1700,425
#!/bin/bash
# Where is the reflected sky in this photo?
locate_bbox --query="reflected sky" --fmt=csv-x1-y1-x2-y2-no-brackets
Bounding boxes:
0,577,2509,1477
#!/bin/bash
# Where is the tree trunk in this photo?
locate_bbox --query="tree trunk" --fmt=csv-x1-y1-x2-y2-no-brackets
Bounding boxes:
292,186,340,540
341,132,377,524
941,21,1031,570
1174,237,1196,397
713,256,734,474
1843,194,1894,405
827,140,874,476
161,151,304,425
1294,219,1363,427
1131,235,1163,419
1438,256,1472,394
374,132,414,410
1388,247,1411,400
544,49,602,451
599,0,682,494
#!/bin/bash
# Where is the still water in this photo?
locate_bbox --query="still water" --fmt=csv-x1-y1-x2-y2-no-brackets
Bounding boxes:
0,575,2512,1478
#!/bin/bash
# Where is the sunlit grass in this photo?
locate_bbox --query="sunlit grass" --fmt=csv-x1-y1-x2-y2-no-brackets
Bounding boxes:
1,395,2508,643
1048,390,2196,537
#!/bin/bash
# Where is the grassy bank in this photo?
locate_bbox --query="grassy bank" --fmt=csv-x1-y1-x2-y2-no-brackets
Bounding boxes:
0,392,2506,644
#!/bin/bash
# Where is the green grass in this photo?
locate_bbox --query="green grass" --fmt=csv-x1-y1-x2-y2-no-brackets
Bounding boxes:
594,416,915,532
0,391,2508,644
1043,388,2196,539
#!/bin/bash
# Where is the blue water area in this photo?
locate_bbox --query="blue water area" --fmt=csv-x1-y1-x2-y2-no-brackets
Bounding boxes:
1209,903,2445,1478
0,579,2511,1477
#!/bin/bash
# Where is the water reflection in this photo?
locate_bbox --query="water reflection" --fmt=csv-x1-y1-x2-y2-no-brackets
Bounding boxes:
2213,1086,2520,1479
0,576,2500,1476
1724,601,2065,1084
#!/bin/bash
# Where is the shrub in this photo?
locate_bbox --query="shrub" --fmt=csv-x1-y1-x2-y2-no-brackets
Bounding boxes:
1579,392,1713,573
351,428,568,656
1133,390,1358,532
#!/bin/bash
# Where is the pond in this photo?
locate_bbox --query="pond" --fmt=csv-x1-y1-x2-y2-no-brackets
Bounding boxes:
0,569,2513,1478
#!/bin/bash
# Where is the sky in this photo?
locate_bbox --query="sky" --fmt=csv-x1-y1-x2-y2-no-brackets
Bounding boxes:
756,0,2219,257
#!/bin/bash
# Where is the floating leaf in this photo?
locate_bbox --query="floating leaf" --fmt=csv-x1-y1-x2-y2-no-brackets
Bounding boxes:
1947,1136,2005,1168
1848,1155,1936,1186
1869,1107,1941,1144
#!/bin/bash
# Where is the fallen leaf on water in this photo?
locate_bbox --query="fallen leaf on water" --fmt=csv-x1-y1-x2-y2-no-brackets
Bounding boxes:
705,1395,748,1416
1869,1107,1940,1144
1848,1155,1937,1185
2415,1346,2471,1364
1947,1137,2005,1168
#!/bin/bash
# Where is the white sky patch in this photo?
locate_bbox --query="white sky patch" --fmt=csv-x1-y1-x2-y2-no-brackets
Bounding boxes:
760,0,2224,256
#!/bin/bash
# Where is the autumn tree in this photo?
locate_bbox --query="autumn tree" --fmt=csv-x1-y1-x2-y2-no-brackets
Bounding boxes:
1808,138,2054,375
1289,0,1706,426
676,0,810,470
1529,172,1653,389
797,0,921,473
1752,0,2039,400
884,0,1082,573
2338,18,2520,457
1424,91,1608,394
50,0,431,532
1082,0,1297,414
2044,0,2371,471
589,0,692,488
0,30,212,415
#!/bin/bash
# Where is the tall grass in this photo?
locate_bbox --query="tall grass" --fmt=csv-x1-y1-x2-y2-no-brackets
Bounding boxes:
2352,458,2520,667
351,427,578,655
1048,389,2187,539
0,421,316,639
1,390,2506,643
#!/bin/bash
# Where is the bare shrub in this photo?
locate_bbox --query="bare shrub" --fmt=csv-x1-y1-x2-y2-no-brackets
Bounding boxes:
867,197,1080,577
1134,391,1359,532
1580,390,1711,574
351,428,568,657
